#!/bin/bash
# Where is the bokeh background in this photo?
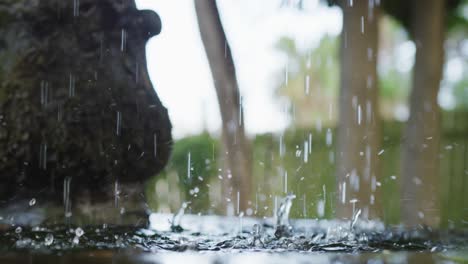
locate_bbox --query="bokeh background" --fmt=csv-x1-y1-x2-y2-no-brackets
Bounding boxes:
137,0,468,229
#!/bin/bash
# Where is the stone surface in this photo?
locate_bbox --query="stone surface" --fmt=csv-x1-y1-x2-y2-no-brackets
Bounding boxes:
0,0,172,205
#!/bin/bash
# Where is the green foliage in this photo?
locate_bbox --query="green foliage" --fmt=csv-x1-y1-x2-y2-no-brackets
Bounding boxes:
169,132,219,211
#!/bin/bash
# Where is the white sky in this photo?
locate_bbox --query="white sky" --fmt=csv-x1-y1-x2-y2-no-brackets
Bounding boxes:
136,0,342,138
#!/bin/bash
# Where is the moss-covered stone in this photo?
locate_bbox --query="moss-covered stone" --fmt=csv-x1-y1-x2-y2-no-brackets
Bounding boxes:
0,0,172,209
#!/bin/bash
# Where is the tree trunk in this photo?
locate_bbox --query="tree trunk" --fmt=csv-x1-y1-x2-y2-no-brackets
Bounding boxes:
194,0,252,213
401,0,445,227
336,0,381,220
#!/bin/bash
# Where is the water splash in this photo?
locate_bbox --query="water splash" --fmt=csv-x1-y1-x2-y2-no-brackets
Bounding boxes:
350,208,362,230
251,224,264,247
171,202,190,232
274,194,296,238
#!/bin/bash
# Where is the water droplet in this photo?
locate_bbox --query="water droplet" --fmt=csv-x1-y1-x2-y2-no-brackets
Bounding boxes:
44,234,54,246
75,227,84,237
15,226,22,234
29,198,36,206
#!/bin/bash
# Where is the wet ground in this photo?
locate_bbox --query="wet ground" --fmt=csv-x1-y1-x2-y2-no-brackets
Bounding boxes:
0,214,467,263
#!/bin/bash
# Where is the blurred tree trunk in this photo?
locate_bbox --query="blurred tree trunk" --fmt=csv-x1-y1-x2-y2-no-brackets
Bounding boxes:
194,0,252,213
336,0,382,219
401,0,445,227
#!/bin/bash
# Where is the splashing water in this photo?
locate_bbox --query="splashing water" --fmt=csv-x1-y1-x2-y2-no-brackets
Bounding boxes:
274,194,296,238
2,215,465,255
171,202,190,232
350,208,362,231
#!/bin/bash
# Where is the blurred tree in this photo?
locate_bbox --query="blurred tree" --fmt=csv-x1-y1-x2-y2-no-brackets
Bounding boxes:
333,0,382,220
382,0,463,227
194,0,253,213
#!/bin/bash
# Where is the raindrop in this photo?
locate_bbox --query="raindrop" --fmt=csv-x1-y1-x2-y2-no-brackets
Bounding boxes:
75,227,84,237
121,28,127,52
279,134,285,157
63,176,72,219
114,180,120,208
284,171,288,193
341,182,347,204
237,191,240,215
69,73,76,98
317,199,325,217
305,75,310,95
29,198,36,206
357,104,362,125
187,152,191,179
40,80,49,107
44,234,54,246
116,111,122,136
361,16,364,34
39,143,47,170
73,0,80,17
303,141,309,163
308,133,312,154
15,226,22,234
326,128,332,146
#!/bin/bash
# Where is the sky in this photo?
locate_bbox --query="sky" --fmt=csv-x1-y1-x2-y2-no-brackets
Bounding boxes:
135,0,342,138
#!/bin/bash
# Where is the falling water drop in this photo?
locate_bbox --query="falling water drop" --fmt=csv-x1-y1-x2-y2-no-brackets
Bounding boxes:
114,180,120,208
75,227,84,237
187,152,191,179
279,134,285,157
306,134,312,154
303,141,309,163
63,176,72,219
326,129,332,146
341,182,347,204
116,111,122,136
69,73,75,97
357,104,362,125
73,0,80,17
39,143,47,170
361,16,365,34
44,234,54,246
121,28,127,52
305,75,310,95
283,171,288,193
40,80,48,107
29,198,36,206
15,226,22,234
